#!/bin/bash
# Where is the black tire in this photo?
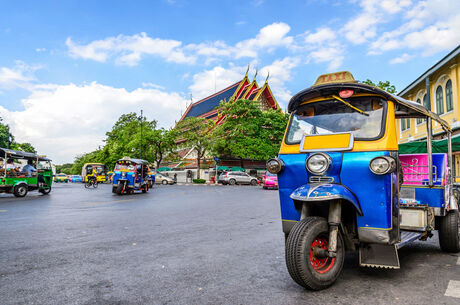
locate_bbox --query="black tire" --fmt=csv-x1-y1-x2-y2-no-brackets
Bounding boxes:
112,187,117,193
162,180,168,185
84,181,91,188
263,186,267,189
14,184,28,197
439,210,460,253
228,179,236,185
285,217,345,290
93,181,98,188
250,179,258,186
39,187,51,195
116,183,123,195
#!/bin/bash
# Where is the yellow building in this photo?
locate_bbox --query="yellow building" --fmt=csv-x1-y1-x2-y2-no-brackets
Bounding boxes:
398,44,460,177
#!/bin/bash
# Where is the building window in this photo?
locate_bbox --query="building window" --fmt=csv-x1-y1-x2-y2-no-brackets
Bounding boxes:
423,94,429,110
416,98,422,124
446,80,453,112
436,85,444,114
401,118,410,131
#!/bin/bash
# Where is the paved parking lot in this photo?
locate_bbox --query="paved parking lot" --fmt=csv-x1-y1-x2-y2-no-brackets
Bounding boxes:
0,183,459,304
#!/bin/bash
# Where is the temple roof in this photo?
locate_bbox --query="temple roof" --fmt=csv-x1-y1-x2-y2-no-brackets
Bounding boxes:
181,81,241,120
179,72,278,123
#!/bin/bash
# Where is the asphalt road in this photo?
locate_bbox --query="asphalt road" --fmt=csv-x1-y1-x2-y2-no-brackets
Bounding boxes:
0,183,459,305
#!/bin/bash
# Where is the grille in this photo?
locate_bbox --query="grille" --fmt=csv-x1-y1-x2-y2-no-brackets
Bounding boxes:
309,176,334,183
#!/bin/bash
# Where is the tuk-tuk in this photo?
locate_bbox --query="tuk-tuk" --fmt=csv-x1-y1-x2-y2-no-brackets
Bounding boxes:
81,163,107,183
112,158,151,195
0,148,53,197
267,71,459,290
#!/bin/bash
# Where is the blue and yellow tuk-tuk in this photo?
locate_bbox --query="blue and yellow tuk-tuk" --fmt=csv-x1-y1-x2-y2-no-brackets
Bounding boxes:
112,158,151,195
267,72,459,290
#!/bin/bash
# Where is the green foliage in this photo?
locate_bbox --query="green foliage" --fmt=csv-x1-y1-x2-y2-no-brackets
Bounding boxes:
211,99,289,162
147,128,177,168
12,142,36,153
192,178,206,184
55,163,73,175
0,117,37,153
362,79,397,94
175,116,214,179
0,117,13,148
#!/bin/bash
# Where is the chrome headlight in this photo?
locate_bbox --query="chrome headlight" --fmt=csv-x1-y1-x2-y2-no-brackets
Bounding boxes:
369,156,396,175
306,153,331,175
267,157,285,174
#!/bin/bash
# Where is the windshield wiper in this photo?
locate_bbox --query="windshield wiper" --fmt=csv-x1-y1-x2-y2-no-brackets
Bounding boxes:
332,94,369,116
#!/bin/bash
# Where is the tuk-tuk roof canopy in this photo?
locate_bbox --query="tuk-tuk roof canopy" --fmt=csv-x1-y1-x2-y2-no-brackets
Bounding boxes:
288,76,450,131
0,147,51,161
116,158,149,165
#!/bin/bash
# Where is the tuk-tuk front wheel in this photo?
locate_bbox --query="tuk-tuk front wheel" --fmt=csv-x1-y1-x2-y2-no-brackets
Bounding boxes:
116,183,124,195
14,184,28,198
285,217,344,290
439,210,460,253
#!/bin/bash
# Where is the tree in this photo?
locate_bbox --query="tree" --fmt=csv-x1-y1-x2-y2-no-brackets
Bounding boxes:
12,142,36,153
212,99,289,166
0,117,13,148
148,128,177,169
363,79,397,94
175,117,214,179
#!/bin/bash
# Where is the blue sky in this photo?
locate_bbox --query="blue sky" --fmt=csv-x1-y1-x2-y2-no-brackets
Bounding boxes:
0,0,459,163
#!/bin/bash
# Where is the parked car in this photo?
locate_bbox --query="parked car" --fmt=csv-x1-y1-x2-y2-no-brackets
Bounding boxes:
70,175,82,183
219,171,258,186
262,171,278,189
155,173,175,185
54,173,68,183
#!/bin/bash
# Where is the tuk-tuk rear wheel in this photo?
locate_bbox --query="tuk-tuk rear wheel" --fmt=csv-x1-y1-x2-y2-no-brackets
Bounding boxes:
14,184,28,198
285,217,344,290
439,210,460,253
39,187,51,195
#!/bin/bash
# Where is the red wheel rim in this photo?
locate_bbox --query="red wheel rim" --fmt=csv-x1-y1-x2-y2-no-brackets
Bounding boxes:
309,237,335,274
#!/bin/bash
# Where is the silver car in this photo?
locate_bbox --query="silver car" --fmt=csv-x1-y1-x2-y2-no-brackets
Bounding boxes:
219,171,258,186
155,173,175,185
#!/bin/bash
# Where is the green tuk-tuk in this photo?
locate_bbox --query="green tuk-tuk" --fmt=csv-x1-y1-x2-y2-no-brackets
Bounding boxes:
0,148,53,197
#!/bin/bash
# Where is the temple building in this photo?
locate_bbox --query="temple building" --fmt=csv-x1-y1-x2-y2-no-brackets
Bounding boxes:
173,71,279,171
179,71,279,124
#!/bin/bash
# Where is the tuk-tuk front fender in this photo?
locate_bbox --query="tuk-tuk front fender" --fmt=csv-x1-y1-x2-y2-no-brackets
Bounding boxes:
290,183,362,216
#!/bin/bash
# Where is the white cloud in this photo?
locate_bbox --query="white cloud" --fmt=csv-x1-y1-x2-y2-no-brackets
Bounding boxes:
235,23,293,58
0,61,41,90
67,23,295,66
0,82,187,164
343,0,412,44
368,0,460,55
188,65,246,100
301,27,345,70
66,32,195,66
304,28,336,44
259,57,301,105
390,53,414,64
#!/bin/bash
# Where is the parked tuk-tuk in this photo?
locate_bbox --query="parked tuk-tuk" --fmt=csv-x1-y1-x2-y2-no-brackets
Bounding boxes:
0,148,53,197
81,163,107,183
267,71,459,290
112,158,152,195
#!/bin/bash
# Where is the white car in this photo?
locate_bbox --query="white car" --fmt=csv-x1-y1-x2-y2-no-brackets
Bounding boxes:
155,173,175,185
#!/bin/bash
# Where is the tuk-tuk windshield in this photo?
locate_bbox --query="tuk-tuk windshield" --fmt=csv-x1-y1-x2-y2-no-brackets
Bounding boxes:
115,162,135,171
286,97,386,143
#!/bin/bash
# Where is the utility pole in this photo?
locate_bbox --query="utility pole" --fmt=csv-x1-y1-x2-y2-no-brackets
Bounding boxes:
140,109,143,160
